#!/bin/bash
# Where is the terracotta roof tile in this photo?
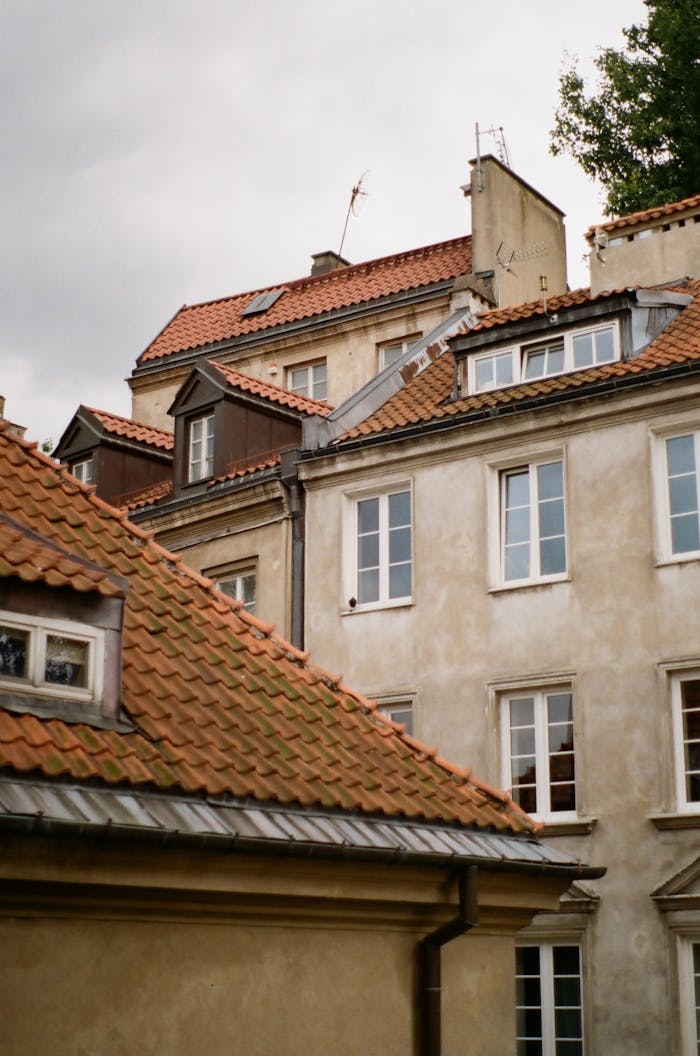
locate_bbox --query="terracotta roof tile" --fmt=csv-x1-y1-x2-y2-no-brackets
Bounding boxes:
86,407,174,451
139,236,472,363
120,479,174,512
0,423,535,834
587,193,700,236
341,283,700,440
209,361,332,417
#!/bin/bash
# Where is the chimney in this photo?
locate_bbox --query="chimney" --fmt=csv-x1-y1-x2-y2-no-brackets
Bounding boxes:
310,251,351,277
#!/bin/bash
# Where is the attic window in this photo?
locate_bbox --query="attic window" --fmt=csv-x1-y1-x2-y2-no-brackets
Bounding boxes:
0,612,103,706
241,289,285,317
71,457,94,485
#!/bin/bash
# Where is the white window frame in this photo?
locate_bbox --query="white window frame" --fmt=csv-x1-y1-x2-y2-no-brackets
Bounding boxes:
653,427,700,564
71,457,95,485
501,685,577,822
287,360,327,401
678,934,700,1056
377,335,420,372
188,413,215,483
217,565,257,615
671,670,700,813
377,696,414,736
487,453,568,589
342,482,413,613
515,941,585,1056
468,321,620,395
0,610,103,705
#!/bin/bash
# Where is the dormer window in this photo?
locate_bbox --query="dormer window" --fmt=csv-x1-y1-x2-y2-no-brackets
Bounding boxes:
188,413,215,482
71,457,94,485
0,612,103,705
468,323,619,395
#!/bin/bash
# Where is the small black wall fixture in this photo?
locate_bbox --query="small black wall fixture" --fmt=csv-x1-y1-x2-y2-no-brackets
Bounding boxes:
419,865,479,1056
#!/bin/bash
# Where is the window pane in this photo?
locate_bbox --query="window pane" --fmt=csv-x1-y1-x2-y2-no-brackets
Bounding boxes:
389,525,411,564
358,568,379,604
358,498,379,534
506,506,530,546
548,692,573,724
45,636,88,687
595,327,615,362
389,491,411,527
0,626,28,678
671,513,700,554
550,782,576,812
506,543,530,581
359,533,380,569
537,461,563,501
668,435,696,476
496,353,514,386
540,498,565,538
540,536,566,575
510,697,535,726
524,351,545,379
312,362,327,400
548,344,565,373
389,562,412,599
553,946,580,975
511,727,537,757
507,470,530,508
549,752,575,781
476,358,493,390
573,333,593,367
670,474,698,515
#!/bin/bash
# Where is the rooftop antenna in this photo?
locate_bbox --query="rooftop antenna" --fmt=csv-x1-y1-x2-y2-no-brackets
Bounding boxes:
475,123,512,190
338,171,369,257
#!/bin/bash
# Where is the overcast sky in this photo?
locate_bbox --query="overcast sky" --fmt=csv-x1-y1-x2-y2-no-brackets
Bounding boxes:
1,0,645,445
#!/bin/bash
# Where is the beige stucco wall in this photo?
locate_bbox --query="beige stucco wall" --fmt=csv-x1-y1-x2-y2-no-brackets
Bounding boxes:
130,297,453,432
300,379,700,1054
590,212,700,295
0,837,566,1056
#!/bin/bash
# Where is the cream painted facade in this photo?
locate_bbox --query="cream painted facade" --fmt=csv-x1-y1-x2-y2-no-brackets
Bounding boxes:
0,831,569,1056
299,375,700,1054
130,295,457,433
589,197,700,296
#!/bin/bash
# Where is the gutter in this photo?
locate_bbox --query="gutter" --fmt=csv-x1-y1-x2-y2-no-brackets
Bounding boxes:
420,865,479,1056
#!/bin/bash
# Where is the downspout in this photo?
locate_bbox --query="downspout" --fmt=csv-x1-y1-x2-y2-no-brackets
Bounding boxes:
419,865,479,1056
280,450,305,651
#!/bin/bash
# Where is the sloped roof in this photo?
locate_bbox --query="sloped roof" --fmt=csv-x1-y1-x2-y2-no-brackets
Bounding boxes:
0,422,537,835
86,407,174,451
139,236,472,364
209,361,333,417
587,193,700,237
339,283,700,441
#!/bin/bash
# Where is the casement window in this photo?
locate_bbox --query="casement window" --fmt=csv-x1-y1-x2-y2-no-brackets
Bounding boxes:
288,360,327,401
501,460,567,584
516,944,585,1055
345,487,412,610
71,457,94,485
188,413,215,483
0,612,103,704
217,567,257,615
663,432,700,558
672,673,700,811
378,336,419,371
469,323,618,394
502,687,576,818
378,698,414,735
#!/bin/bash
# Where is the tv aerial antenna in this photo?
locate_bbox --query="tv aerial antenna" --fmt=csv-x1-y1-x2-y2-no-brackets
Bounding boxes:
474,122,511,191
338,171,369,257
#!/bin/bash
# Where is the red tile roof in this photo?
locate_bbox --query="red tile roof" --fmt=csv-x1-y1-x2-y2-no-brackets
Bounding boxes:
139,236,472,364
86,407,174,451
209,361,333,417
587,193,700,237
0,513,125,598
341,283,700,441
118,479,174,512
0,422,535,833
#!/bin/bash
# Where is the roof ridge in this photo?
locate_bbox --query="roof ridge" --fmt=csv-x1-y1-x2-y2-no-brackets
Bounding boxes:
168,234,472,317
209,360,332,415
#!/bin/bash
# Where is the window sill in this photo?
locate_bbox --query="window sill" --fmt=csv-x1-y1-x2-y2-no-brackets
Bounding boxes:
654,553,700,569
540,817,597,837
489,574,571,595
341,598,415,616
649,812,700,831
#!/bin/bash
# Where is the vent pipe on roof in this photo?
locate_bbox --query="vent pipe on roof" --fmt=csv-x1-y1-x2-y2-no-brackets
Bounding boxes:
419,865,479,1056
310,251,350,277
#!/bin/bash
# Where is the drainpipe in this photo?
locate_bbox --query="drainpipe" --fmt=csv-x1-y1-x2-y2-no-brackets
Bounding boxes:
280,450,304,651
419,865,479,1056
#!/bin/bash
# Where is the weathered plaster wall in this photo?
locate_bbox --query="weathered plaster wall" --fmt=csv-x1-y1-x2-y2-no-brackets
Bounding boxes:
301,381,700,1054
590,215,700,295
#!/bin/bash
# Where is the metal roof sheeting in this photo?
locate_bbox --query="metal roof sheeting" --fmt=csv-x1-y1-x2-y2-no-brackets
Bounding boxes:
0,777,597,875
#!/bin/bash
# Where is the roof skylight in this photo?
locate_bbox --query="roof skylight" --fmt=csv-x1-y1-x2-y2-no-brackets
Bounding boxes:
241,289,285,317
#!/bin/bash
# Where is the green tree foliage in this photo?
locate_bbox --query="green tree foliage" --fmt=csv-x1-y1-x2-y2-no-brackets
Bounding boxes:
550,0,700,216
